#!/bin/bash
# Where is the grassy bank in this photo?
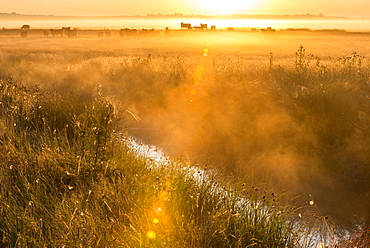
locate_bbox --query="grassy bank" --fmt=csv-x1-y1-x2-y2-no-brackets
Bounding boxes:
0,32,370,246
0,77,327,247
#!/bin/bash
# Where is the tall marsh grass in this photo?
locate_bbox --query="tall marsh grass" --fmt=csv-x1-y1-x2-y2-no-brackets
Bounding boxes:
0,32,369,245
0,77,325,247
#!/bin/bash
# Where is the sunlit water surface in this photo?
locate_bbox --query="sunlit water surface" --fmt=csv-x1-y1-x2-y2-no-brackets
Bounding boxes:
123,135,338,247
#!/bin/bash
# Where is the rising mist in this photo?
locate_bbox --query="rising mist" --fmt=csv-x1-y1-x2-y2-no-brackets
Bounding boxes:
1,29,370,230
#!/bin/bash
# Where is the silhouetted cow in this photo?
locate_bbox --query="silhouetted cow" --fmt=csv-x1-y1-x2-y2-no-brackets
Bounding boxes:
62,27,71,37
119,28,137,38
50,29,63,37
21,25,30,30
140,28,159,37
181,22,192,30
68,30,77,38
194,23,207,30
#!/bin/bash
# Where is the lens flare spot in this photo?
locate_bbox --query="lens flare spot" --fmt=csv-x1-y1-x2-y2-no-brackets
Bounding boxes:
153,218,159,224
203,53,208,57
190,89,196,95
147,230,156,239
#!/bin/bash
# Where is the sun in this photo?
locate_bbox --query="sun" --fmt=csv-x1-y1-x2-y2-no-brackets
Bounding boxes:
196,0,258,14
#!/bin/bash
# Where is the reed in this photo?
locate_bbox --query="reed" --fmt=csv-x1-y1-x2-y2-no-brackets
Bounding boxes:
0,33,369,246
0,76,324,247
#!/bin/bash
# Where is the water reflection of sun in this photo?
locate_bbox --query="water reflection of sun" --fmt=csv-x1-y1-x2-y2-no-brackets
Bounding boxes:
194,0,259,14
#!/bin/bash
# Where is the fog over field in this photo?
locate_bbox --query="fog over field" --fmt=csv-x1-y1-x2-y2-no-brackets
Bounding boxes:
1,29,370,246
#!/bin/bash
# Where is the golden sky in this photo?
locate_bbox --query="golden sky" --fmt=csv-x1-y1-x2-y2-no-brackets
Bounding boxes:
3,0,370,18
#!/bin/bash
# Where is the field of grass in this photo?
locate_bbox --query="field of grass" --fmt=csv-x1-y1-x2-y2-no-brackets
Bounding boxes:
1,30,370,247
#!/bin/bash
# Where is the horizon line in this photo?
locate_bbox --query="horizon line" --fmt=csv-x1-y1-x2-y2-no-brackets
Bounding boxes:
0,12,361,19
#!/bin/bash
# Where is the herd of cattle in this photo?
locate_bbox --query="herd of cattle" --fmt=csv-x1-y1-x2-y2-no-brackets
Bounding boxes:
18,22,220,38
20,25,80,38
20,25,166,38
180,22,216,30
47,27,77,38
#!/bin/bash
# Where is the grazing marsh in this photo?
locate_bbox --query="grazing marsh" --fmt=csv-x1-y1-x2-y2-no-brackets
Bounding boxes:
1,29,370,246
